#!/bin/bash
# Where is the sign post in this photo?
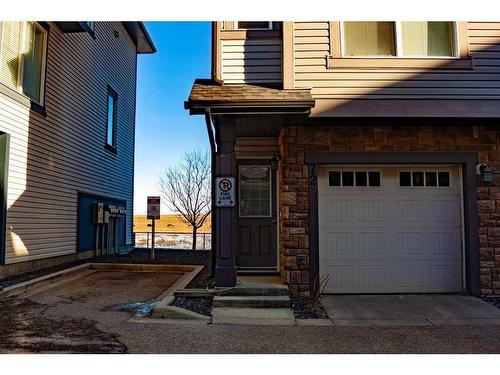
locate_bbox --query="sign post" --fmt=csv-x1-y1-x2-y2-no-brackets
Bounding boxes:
147,196,161,261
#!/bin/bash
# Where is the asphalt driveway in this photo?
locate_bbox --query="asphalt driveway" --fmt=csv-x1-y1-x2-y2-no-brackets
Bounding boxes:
322,294,500,326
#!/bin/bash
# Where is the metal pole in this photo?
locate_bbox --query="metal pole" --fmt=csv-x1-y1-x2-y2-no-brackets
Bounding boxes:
101,223,105,256
147,232,150,248
151,219,156,261
95,224,99,256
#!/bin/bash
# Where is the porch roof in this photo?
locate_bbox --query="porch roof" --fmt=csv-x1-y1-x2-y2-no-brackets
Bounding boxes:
185,79,315,115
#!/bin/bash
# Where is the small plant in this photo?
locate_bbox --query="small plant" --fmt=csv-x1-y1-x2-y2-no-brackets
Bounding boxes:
310,273,330,307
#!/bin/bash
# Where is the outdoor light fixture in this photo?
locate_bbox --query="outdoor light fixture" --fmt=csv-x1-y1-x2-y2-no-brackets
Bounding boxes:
271,154,280,170
479,164,494,183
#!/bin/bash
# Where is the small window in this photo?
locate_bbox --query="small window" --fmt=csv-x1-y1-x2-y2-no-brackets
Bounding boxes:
412,172,424,187
329,171,381,187
368,171,381,187
106,86,118,151
0,21,47,105
239,166,271,217
401,22,454,57
400,170,451,187
399,172,412,187
425,172,437,186
438,172,450,187
342,171,354,186
343,22,396,56
342,21,457,58
329,171,341,186
355,171,367,186
235,22,272,30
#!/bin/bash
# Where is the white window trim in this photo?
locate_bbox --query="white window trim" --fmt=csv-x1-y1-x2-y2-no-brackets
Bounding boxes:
0,21,48,106
327,169,383,188
340,21,459,59
234,21,273,31
398,169,453,189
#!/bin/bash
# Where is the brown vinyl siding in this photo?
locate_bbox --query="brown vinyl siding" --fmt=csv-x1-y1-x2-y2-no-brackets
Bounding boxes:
293,22,500,112
221,39,283,84
0,22,137,263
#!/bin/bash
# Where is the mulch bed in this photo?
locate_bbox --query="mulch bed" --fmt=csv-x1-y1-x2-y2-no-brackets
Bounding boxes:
0,248,213,290
483,296,500,309
172,296,213,316
291,299,329,319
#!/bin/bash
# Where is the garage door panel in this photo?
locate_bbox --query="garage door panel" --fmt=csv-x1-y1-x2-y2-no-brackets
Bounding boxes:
318,165,463,294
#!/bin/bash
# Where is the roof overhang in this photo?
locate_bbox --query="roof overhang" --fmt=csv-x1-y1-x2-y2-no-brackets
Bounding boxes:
121,22,156,54
185,80,315,116
53,21,156,54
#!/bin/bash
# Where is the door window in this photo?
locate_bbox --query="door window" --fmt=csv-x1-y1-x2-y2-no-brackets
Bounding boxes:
239,166,271,217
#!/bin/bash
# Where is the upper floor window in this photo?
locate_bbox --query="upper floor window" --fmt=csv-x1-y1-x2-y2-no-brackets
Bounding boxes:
106,86,118,153
342,21,457,58
235,22,272,30
0,21,47,104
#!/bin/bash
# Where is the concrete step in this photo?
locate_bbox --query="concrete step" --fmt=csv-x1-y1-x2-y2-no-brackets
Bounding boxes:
213,295,290,308
216,283,289,297
212,307,296,325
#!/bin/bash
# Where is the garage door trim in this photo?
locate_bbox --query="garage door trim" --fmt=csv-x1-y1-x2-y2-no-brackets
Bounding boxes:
305,152,480,296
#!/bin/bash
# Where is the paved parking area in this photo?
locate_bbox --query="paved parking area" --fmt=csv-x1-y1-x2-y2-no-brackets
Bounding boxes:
322,294,500,326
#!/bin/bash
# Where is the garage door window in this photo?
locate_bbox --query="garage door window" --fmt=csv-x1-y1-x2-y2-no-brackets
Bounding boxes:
328,171,381,187
399,171,450,187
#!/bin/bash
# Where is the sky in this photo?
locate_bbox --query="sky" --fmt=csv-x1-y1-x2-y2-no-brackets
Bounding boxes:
134,22,211,215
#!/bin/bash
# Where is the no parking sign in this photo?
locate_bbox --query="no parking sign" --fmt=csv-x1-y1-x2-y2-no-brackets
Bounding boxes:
215,177,235,207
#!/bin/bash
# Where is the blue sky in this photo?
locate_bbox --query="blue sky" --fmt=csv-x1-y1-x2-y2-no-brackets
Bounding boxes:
134,22,211,214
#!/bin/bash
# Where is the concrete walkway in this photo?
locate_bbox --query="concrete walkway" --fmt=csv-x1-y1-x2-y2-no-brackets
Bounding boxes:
322,294,500,326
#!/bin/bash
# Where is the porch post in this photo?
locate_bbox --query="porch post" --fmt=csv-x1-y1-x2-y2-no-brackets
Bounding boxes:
214,123,237,287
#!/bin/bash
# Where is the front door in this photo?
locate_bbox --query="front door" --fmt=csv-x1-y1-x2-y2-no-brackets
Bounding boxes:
236,163,277,269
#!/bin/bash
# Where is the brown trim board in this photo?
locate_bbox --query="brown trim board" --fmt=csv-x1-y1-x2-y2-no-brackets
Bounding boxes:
305,151,480,296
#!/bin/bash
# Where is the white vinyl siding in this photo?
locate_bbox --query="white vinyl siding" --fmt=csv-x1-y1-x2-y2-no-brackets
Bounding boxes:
0,22,137,264
0,22,47,104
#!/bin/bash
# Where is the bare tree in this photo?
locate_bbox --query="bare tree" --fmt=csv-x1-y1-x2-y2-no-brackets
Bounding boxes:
159,150,211,250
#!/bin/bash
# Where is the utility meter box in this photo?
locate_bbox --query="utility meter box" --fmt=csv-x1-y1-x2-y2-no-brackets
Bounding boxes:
93,202,104,224
104,211,110,224
107,205,118,216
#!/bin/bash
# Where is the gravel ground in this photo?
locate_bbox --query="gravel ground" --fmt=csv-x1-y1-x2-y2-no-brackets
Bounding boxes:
0,298,126,353
172,297,213,316
291,299,329,319
0,248,212,290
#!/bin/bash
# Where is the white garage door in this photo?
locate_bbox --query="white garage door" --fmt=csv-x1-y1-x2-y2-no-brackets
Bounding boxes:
318,165,463,294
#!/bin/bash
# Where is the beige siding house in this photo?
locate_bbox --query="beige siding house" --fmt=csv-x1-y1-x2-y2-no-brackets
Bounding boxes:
0,21,155,276
187,21,500,298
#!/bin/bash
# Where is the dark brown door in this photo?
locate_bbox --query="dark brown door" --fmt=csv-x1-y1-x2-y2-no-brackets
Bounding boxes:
236,163,277,269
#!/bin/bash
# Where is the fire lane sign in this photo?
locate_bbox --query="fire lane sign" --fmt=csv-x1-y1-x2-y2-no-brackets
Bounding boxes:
216,177,235,207
147,196,161,219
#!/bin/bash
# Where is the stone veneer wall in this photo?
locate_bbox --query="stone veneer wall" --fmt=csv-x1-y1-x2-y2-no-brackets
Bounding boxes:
278,123,500,298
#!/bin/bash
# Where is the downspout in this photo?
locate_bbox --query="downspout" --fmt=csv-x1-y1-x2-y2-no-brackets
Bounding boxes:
204,109,217,278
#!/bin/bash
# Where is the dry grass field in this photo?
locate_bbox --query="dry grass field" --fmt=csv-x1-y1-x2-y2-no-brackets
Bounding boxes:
133,214,211,233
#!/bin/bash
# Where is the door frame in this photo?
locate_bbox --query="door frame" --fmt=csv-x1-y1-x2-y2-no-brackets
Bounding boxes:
306,152,480,296
0,133,10,265
236,158,280,271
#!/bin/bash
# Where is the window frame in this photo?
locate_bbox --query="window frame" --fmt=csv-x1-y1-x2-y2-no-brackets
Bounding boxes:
327,170,383,188
238,164,272,218
398,169,452,188
105,85,118,154
234,21,273,31
340,21,460,59
0,21,49,109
